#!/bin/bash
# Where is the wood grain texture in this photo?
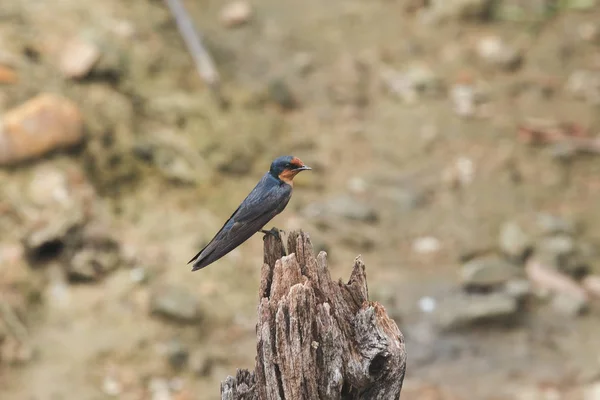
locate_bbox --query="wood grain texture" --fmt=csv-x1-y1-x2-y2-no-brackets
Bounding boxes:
221,230,406,400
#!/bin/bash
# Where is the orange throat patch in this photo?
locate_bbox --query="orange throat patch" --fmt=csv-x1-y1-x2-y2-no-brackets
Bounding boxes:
279,169,299,186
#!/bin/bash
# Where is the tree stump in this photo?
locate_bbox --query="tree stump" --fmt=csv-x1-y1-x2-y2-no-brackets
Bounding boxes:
220,230,406,400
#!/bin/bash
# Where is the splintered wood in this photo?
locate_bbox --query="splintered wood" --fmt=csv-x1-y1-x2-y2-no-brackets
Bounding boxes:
220,230,406,400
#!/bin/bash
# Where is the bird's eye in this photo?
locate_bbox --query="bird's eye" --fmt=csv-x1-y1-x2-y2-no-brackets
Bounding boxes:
286,163,292,168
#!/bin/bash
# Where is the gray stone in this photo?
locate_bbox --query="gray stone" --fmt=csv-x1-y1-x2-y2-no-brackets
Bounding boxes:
536,213,576,236
499,221,532,261
302,195,378,223
461,255,522,289
551,292,588,317
433,291,519,331
503,279,532,301
150,284,203,324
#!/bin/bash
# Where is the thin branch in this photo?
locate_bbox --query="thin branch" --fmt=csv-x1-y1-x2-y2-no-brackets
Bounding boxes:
163,0,225,104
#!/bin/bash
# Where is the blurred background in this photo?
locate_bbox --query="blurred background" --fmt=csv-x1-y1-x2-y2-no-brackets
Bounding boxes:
1,0,600,399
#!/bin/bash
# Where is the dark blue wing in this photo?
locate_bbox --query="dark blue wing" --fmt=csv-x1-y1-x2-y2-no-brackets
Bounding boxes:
189,173,292,271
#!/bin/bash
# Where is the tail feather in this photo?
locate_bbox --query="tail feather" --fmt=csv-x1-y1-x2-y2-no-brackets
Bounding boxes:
189,246,216,271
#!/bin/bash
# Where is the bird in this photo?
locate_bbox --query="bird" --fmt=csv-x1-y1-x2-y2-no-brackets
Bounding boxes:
188,155,312,271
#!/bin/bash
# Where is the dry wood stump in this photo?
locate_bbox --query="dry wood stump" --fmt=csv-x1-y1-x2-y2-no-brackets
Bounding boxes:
220,230,406,400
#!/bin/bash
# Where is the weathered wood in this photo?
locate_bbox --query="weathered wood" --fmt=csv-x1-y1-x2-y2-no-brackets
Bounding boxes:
221,230,406,400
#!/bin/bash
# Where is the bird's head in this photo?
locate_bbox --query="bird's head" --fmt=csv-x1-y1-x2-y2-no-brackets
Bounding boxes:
270,155,312,185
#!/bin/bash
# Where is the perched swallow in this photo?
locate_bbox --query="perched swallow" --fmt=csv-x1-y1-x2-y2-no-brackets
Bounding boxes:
188,155,311,271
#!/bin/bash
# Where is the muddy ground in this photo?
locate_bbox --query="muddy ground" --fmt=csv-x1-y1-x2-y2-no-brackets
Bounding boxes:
1,0,600,399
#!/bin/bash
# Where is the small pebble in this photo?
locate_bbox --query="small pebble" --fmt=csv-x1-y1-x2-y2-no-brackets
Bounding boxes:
443,157,476,188
418,296,437,313
412,237,441,254
450,83,475,117
220,1,252,28
102,375,122,397
0,64,18,84
0,93,84,166
130,266,147,284
476,36,522,71
499,221,532,261
59,36,100,79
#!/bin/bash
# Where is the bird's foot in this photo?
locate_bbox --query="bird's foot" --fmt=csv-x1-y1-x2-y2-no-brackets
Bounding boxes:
261,227,287,256
261,227,284,241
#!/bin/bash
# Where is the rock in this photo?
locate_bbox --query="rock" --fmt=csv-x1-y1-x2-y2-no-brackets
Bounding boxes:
461,255,522,289
58,36,101,79
582,275,600,299
433,291,519,331
476,36,523,71
302,195,378,223
536,213,576,236
551,291,588,316
412,237,441,255
0,94,84,166
220,1,252,28
499,221,533,261
0,65,18,84
504,279,532,301
537,234,575,256
267,79,298,111
425,0,495,21
150,284,203,324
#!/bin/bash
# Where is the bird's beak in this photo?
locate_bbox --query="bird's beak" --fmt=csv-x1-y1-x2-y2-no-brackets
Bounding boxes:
297,165,312,171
